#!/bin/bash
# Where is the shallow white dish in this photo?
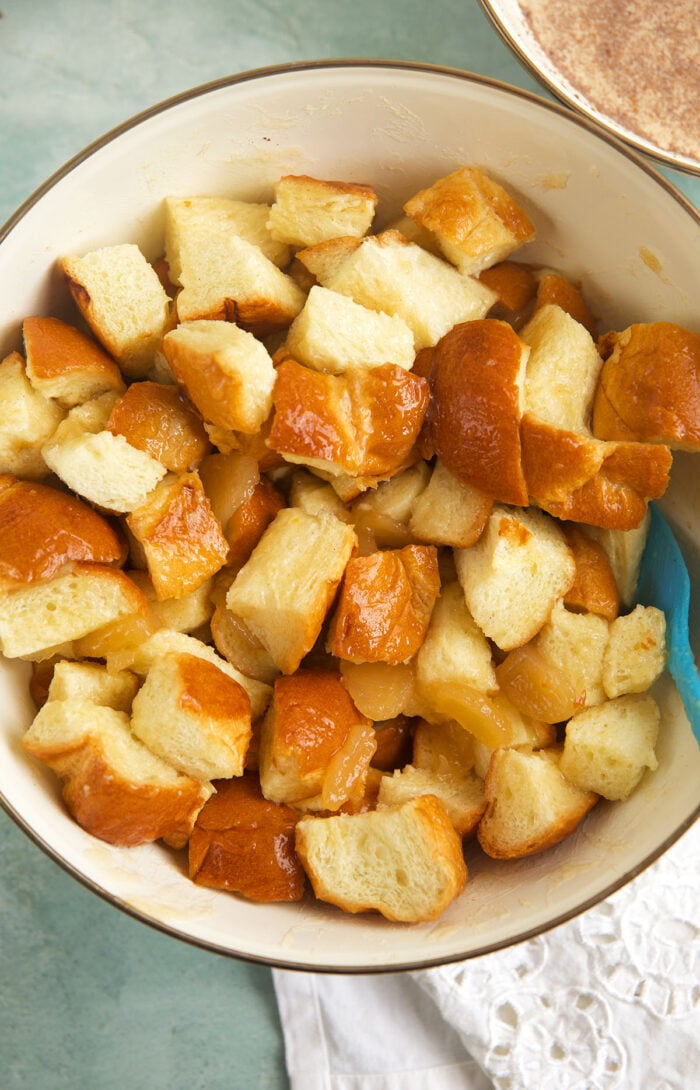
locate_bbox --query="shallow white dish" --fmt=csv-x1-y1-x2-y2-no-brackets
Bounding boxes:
1,60,699,971
478,0,700,176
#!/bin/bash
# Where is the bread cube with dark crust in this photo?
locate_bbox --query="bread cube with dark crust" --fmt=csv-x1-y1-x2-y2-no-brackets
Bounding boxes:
105,380,211,472
327,544,440,665
188,774,305,902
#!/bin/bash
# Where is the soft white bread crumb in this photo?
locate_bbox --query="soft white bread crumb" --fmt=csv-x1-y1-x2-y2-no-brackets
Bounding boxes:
47,660,138,712
295,794,467,922
23,316,126,408
288,469,353,524
22,699,212,847
409,459,492,548
602,605,667,698
454,505,576,651
267,174,377,248
416,581,497,702
294,236,362,283
0,564,148,659
0,351,65,479
521,304,603,432
377,764,486,837
105,629,272,721
284,284,415,373
226,508,357,675
42,392,167,513
477,747,598,859
161,319,276,434
322,230,497,351
560,693,660,800
60,244,171,379
164,195,291,278
535,600,610,708
130,650,252,781
172,231,306,333
403,165,535,275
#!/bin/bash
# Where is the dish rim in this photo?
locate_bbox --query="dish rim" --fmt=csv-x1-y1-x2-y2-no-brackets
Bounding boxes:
1,56,698,973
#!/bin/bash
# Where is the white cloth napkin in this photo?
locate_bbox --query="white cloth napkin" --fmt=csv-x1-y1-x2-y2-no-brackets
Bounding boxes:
273,820,699,1090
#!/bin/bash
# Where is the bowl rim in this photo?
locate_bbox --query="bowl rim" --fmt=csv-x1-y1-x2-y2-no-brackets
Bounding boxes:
1,57,699,973
476,0,700,177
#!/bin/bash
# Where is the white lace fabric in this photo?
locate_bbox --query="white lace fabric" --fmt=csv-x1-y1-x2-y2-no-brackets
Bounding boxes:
273,820,699,1089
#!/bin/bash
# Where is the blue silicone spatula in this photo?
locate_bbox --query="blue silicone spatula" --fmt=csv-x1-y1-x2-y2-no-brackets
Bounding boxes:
636,504,700,745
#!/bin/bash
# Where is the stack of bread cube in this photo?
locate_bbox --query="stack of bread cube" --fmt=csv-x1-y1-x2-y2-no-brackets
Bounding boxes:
2,161,693,924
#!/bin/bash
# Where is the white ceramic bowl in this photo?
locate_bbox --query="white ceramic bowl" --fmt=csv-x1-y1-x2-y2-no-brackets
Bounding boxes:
1,61,699,972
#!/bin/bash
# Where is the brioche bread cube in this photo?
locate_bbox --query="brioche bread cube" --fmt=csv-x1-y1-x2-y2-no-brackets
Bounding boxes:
42,392,168,513
162,319,276,434
409,459,493,548
284,284,415,374
172,231,306,333
477,747,598,859
126,470,229,600
188,774,305,902
378,763,486,837
0,564,148,659
295,236,362,283
60,244,172,379
210,597,280,686
585,514,650,608
560,693,660,800
164,195,291,278
477,260,538,324
269,358,428,479
46,660,138,712
23,316,126,407
225,508,357,675
295,794,467,922
105,380,211,471
403,166,535,275
521,304,603,432
258,670,373,808
72,570,214,660
602,605,667,698
385,213,443,255
106,629,271,721
535,600,609,708
454,505,576,651
534,270,597,336
322,230,497,351
130,650,252,781
416,582,496,704
0,351,65,479
593,322,700,450
425,319,530,506
328,544,440,665
267,174,377,248
0,477,126,588
22,699,212,847
561,523,620,621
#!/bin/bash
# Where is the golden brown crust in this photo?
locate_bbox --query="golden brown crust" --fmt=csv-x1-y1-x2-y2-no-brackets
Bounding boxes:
520,414,672,530
593,322,700,449
534,272,597,336
225,477,286,570
427,318,528,505
23,315,126,404
126,472,229,599
0,477,126,584
106,381,211,471
188,774,305,902
327,544,440,664
561,524,620,620
269,359,429,479
478,260,537,321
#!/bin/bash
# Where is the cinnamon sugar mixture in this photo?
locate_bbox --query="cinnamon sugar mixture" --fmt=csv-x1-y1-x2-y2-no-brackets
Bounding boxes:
520,0,700,164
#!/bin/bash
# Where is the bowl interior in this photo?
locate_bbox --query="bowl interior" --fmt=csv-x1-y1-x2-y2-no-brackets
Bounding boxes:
1,62,699,971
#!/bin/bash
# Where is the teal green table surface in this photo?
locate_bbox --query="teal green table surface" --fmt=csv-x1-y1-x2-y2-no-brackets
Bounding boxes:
1,3,698,1088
